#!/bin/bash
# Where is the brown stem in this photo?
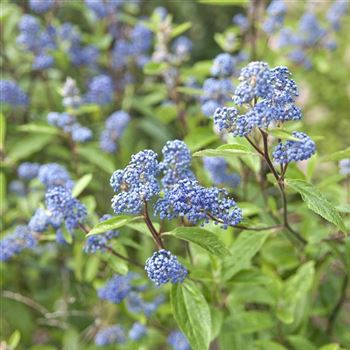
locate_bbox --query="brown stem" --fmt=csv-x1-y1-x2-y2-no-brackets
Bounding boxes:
143,200,164,249
106,247,143,269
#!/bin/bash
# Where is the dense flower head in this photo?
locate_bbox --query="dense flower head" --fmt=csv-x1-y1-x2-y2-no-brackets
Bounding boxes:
28,208,50,233
172,36,193,60
214,106,252,137
33,54,54,70
0,226,37,261
45,185,87,233
70,124,93,143
85,75,114,106
126,291,164,316
38,163,73,188
201,78,234,117
29,0,55,13
155,179,242,228
0,80,28,107
339,159,350,176
234,61,272,104
263,0,286,34
18,162,40,180
298,12,326,46
203,157,240,188
145,249,188,286
233,13,249,31
94,325,126,346
327,0,349,31
211,53,235,78
159,140,195,187
110,150,160,215
272,131,316,164
168,331,191,350
69,43,100,67
85,0,123,19
128,322,147,341
100,111,130,153
98,274,134,304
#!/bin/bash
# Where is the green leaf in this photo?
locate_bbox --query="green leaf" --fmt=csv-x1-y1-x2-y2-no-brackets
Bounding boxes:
319,344,340,350
286,179,346,233
277,261,315,324
77,146,115,174
171,22,192,37
321,147,350,162
255,340,288,350
62,228,73,244
8,330,21,349
225,311,274,334
17,124,59,135
184,128,217,152
287,336,317,350
0,113,5,151
171,280,211,350
143,61,168,75
88,215,142,236
168,227,230,257
8,134,55,162
269,128,301,141
222,231,269,281
176,86,203,96
193,144,258,158
72,174,93,197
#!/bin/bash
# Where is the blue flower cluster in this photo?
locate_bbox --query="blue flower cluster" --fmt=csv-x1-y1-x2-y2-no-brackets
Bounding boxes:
85,0,123,19
0,80,28,107
28,208,50,233
110,150,160,215
45,185,87,233
98,273,135,304
94,325,126,346
29,0,55,14
47,111,92,143
262,0,286,34
203,157,240,188
100,111,130,153
0,226,37,261
38,163,74,188
339,159,350,176
126,292,164,317
145,250,188,286
273,2,348,68
84,75,114,106
18,162,40,180
155,179,242,228
168,331,191,350
17,15,56,70
232,13,249,31
84,215,119,253
128,322,147,341
171,36,193,62
211,53,235,78
272,132,316,164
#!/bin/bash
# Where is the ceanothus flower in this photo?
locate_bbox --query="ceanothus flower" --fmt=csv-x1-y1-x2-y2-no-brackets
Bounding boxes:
272,131,316,164
45,185,87,233
172,36,193,61
0,226,37,261
128,322,147,341
211,53,235,78
28,208,50,233
69,43,99,67
94,325,126,346
70,124,93,143
29,0,55,13
85,0,122,19
339,159,350,176
298,12,326,46
168,331,191,350
203,157,240,188
98,274,134,304
327,0,349,31
100,111,130,153
38,163,73,188
110,150,160,215
9,180,26,196
18,162,40,180
155,179,242,228
232,14,249,31
0,80,28,107
85,75,114,106
262,0,286,34
126,292,164,316
159,140,195,187
145,249,188,286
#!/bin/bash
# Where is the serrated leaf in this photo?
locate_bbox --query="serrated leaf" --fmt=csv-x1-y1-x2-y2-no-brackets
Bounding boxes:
269,128,301,141
277,261,315,324
88,215,142,236
222,231,269,281
321,147,350,162
171,22,192,37
286,179,346,233
171,280,211,350
72,174,92,197
168,227,230,257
